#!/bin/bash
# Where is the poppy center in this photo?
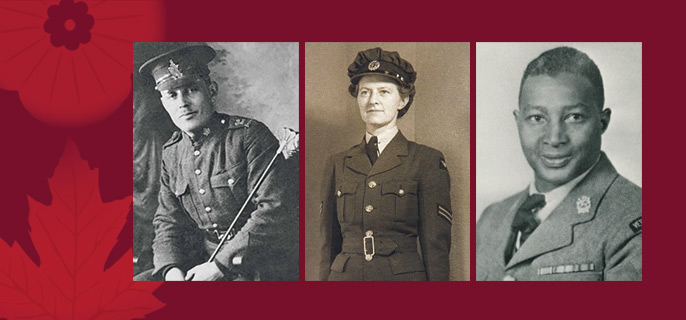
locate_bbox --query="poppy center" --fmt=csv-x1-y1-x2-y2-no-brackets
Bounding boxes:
64,19,76,31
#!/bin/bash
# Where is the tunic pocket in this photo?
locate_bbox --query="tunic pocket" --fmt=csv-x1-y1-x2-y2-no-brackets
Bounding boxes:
211,161,248,209
381,180,419,222
336,181,359,222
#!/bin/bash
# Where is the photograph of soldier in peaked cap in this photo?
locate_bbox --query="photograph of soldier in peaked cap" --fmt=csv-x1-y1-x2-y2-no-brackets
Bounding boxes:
476,43,642,281
133,42,299,281
305,42,470,281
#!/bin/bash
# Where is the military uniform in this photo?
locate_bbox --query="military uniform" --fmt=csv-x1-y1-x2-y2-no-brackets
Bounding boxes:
319,132,452,281
151,112,299,281
477,153,642,281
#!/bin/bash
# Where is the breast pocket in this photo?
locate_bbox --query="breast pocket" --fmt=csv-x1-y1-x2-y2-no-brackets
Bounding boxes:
210,161,249,211
381,180,419,222
336,181,359,222
173,178,199,221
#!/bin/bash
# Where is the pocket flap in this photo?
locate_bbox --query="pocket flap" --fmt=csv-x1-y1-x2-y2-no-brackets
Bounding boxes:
337,181,358,196
389,253,425,275
330,254,350,273
210,161,247,188
381,180,418,196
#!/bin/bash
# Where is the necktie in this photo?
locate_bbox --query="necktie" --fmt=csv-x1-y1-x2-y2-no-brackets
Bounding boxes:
504,193,546,264
366,136,379,165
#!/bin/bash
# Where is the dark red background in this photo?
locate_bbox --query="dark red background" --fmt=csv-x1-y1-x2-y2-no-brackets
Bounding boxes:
1,0,680,318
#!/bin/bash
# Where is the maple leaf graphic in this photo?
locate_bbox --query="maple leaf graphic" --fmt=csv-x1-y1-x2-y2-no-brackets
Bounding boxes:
0,140,164,319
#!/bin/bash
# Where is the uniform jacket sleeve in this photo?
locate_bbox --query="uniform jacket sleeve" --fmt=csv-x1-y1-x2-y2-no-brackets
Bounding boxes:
417,148,452,280
318,155,342,281
213,121,299,273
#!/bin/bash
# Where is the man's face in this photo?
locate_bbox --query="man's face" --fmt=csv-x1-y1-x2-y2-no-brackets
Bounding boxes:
159,79,215,134
357,75,408,132
515,72,611,192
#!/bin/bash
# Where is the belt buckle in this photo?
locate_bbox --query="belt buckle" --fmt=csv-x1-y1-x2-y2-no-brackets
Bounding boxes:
363,231,375,261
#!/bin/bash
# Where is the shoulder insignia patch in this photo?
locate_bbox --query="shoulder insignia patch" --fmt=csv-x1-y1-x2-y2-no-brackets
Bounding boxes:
227,116,253,129
439,158,447,170
437,204,452,224
629,217,642,233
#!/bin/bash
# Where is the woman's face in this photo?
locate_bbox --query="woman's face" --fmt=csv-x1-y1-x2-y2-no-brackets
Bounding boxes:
357,75,408,132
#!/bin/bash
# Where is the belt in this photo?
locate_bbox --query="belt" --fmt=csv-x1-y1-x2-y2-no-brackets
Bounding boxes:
202,227,236,244
342,233,417,261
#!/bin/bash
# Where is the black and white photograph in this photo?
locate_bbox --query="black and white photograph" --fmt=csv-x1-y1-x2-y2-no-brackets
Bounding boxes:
132,42,299,281
305,42,470,281
476,42,642,281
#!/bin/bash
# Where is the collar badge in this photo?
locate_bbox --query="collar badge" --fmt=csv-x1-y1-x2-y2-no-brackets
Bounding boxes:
576,195,591,214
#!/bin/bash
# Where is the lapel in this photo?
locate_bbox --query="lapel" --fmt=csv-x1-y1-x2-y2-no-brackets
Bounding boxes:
344,131,409,177
344,137,372,175
368,131,408,177
506,153,619,269
489,189,528,269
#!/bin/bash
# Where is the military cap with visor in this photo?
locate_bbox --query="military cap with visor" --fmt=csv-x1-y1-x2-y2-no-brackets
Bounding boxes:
138,44,216,91
348,47,417,117
347,47,416,88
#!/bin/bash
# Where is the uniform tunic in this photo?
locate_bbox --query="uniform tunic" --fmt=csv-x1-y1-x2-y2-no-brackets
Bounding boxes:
152,112,299,280
477,153,642,281
319,132,452,281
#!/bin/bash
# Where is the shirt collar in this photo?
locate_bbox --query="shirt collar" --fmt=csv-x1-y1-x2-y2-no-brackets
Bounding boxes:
529,154,601,221
365,126,399,154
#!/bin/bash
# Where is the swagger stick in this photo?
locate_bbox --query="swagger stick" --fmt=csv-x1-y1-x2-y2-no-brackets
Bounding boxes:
207,129,298,263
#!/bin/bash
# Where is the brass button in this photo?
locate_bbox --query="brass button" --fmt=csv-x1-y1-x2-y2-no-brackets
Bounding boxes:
212,223,218,228
205,207,212,213
228,178,235,185
364,205,374,213
368,181,377,189
336,190,342,197
398,189,405,195
199,189,206,195
194,150,201,156
221,119,226,124
195,169,202,175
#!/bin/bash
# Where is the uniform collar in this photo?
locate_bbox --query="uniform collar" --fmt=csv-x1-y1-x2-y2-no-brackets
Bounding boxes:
505,152,619,269
365,126,399,154
529,154,600,222
182,112,224,145
346,130,409,176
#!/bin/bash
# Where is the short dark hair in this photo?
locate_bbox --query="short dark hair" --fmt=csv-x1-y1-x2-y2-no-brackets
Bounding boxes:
520,47,604,108
349,81,416,119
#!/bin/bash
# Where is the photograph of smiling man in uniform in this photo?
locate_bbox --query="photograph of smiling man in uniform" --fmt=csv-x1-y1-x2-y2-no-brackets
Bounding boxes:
305,43,470,281
132,42,299,281
476,43,642,281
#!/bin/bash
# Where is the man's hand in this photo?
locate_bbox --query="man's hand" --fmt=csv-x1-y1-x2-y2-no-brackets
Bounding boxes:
185,262,224,281
165,267,186,281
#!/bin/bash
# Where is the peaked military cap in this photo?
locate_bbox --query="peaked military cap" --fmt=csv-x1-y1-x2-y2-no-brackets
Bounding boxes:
347,47,417,87
139,44,216,91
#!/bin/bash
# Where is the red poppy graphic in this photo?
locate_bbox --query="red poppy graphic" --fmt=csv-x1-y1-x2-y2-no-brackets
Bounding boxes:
44,0,95,51
0,0,165,127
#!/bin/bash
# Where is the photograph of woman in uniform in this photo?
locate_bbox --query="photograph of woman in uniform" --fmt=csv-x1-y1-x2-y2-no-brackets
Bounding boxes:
305,43,470,281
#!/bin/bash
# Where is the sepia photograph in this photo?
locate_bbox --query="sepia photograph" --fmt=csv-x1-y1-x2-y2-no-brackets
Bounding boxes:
476,42,642,281
132,42,299,281
305,42,470,281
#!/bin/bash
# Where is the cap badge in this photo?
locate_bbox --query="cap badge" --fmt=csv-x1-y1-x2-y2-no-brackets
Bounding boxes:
576,196,591,214
168,59,183,79
368,60,380,71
